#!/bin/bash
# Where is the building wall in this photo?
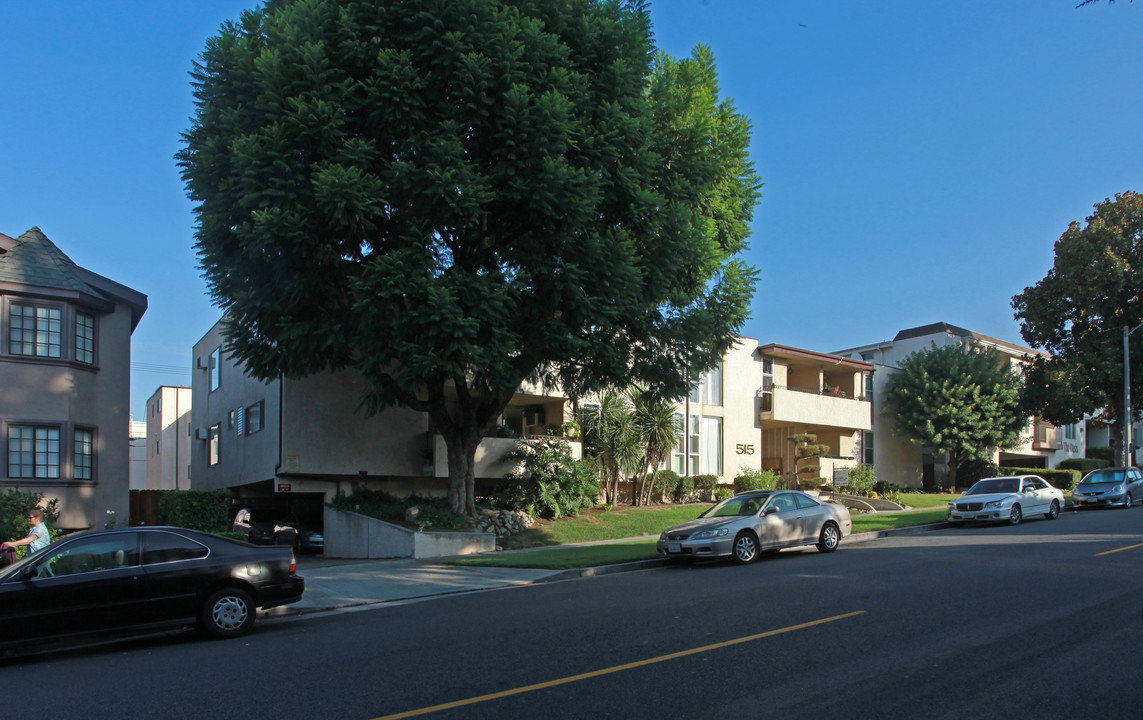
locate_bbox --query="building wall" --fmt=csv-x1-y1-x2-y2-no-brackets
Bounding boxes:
145,386,192,490
0,296,136,529
839,325,1085,489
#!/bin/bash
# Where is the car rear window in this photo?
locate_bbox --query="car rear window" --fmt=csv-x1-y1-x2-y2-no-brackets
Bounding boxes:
142,532,209,564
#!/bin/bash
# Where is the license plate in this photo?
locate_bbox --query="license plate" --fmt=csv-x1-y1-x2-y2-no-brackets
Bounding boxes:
668,542,681,553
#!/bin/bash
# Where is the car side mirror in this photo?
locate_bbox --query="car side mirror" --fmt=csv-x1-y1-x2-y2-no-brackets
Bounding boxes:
18,565,37,582
763,506,779,516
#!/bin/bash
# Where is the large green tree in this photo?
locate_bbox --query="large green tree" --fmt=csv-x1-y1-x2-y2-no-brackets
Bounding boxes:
1012,191,1143,459
882,342,1024,489
178,0,760,515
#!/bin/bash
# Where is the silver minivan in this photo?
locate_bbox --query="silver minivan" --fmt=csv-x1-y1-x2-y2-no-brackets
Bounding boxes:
1072,467,1143,509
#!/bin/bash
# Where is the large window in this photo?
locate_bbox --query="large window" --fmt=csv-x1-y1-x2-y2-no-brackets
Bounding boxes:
8,425,61,479
9,304,62,358
74,428,94,480
700,365,722,406
75,312,95,364
672,413,722,476
700,416,722,475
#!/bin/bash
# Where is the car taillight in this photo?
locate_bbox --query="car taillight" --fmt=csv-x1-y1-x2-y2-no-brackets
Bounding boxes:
290,553,296,574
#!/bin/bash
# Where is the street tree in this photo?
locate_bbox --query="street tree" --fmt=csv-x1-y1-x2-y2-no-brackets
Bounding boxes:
882,342,1024,489
1012,191,1143,456
178,0,761,515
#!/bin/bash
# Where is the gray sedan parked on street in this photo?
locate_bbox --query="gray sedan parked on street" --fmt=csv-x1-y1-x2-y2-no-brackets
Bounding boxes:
1073,467,1143,509
657,490,853,564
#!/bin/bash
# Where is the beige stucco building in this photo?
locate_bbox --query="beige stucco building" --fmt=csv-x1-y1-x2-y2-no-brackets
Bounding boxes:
0,228,146,530
836,322,1085,490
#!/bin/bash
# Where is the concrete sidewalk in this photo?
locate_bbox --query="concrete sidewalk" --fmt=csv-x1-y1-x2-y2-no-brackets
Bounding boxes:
262,520,952,620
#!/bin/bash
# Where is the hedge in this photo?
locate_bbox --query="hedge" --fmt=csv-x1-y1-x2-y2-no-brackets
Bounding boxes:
998,466,1081,491
1057,458,1108,475
158,490,231,532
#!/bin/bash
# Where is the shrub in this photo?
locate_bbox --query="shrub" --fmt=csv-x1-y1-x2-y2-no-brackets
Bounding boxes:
1088,446,1116,465
998,466,1081,492
328,487,471,529
957,459,1000,489
673,475,696,503
1058,458,1108,474
692,474,718,501
734,467,779,493
651,470,680,503
715,486,734,501
158,490,230,532
504,438,600,519
846,465,876,496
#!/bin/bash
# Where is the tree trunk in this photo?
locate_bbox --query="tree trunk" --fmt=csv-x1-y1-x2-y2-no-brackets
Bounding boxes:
442,429,480,517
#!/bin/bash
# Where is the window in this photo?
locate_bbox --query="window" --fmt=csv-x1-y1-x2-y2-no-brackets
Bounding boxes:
700,416,722,475
861,351,875,361
236,406,246,435
247,401,263,434
8,425,60,479
208,423,221,466
862,431,874,466
209,347,222,391
142,531,208,564
671,413,702,476
700,365,722,406
75,312,95,364
32,534,138,578
1064,424,1078,440
9,304,62,358
761,356,774,413
74,428,94,480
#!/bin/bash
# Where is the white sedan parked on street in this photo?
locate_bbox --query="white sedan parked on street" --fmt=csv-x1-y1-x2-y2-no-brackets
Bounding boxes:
947,475,1064,526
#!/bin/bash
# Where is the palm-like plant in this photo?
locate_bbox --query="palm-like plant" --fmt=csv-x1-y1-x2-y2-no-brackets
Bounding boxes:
581,391,642,505
630,388,681,506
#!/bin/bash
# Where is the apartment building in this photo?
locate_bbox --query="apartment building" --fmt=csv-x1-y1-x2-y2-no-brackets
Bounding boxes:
128,419,147,490
0,228,146,529
836,322,1085,489
145,385,192,490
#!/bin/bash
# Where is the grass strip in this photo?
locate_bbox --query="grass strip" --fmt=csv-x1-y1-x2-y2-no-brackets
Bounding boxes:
850,507,948,532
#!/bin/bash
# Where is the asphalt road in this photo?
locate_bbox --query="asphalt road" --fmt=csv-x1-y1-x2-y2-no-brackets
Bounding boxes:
6,507,1143,720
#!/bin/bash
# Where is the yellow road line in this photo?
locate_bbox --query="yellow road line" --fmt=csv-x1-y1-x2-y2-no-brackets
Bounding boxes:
1096,542,1143,556
371,610,867,720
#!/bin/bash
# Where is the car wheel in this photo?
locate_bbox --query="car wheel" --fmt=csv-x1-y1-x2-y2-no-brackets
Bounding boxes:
1045,500,1060,520
816,522,841,553
732,531,759,565
1007,504,1022,526
200,587,255,639
1125,493,1134,509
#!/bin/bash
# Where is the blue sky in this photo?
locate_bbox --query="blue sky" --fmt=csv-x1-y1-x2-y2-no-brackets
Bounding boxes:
2,1,1140,420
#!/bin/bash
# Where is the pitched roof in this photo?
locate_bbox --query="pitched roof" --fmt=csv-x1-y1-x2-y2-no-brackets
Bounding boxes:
0,227,147,330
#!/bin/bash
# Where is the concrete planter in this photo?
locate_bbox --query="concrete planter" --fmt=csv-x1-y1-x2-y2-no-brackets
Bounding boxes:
323,507,495,559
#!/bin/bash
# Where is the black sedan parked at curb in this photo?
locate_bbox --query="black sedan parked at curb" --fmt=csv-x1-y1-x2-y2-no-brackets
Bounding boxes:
0,526,304,657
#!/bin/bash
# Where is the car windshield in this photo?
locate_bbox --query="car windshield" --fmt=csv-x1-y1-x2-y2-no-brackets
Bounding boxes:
702,493,771,518
965,478,1019,495
1082,470,1126,485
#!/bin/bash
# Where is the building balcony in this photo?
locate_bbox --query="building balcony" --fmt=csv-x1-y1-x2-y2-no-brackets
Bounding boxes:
759,386,871,431
425,434,582,478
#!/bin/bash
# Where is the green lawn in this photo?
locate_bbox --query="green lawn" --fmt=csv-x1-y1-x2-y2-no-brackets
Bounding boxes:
499,504,710,550
446,501,952,570
894,493,959,509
